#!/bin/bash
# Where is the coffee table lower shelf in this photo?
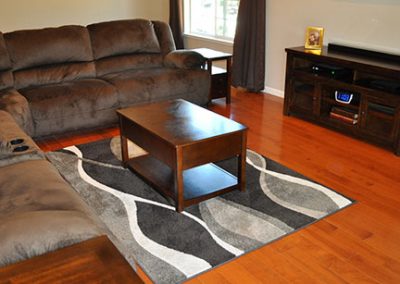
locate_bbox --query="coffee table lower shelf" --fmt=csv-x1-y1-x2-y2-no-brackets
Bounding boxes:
126,154,238,209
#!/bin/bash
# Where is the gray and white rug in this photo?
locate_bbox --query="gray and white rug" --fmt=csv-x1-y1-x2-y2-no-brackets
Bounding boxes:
46,137,354,284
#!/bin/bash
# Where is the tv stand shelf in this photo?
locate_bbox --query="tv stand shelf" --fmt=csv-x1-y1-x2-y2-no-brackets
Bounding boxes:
284,45,400,155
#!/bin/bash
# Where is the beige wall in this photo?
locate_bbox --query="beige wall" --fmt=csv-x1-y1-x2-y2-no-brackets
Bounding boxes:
266,0,400,96
0,0,168,32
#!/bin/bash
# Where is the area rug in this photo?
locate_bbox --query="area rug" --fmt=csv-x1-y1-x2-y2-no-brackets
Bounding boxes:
46,137,354,283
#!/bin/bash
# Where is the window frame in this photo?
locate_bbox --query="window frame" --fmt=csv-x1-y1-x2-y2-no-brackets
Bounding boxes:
183,0,239,43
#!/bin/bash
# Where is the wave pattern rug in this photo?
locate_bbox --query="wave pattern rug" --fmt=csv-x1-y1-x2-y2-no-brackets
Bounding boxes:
46,137,354,283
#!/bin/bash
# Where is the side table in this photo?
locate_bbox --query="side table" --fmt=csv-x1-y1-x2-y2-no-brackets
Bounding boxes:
192,48,232,104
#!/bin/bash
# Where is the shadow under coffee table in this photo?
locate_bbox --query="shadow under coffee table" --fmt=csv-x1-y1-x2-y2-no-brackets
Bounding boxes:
117,99,248,212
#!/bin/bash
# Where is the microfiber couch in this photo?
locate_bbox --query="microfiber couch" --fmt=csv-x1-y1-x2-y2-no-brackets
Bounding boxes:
0,19,210,137
0,19,209,277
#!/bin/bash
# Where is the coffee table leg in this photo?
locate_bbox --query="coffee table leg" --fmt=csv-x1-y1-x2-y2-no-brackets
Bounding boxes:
120,135,129,168
238,133,247,191
175,148,184,212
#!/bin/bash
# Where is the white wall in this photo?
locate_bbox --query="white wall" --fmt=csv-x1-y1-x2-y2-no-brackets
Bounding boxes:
0,0,168,32
266,0,400,96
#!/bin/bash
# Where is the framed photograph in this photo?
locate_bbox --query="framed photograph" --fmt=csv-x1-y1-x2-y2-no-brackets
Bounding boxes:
305,26,324,49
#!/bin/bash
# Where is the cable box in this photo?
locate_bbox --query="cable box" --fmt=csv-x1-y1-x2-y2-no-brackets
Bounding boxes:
310,64,352,80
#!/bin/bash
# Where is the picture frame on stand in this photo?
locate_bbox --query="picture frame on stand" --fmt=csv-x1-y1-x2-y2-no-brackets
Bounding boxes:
305,26,324,49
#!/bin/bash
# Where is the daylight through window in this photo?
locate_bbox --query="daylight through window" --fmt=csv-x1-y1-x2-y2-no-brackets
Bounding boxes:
184,0,239,41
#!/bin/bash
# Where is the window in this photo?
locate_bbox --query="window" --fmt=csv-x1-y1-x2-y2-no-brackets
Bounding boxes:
184,0,239,42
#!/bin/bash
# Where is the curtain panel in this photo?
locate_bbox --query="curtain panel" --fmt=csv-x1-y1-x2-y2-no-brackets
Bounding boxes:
232,0,266,92
169,0,184,49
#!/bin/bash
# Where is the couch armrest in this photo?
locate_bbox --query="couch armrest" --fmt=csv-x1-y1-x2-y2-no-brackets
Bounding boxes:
0,89,34,136
0,110,44,167
164,50,206,70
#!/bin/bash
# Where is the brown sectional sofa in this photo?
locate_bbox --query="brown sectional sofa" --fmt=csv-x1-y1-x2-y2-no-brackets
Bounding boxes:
0,19,210,137
0,19,209,277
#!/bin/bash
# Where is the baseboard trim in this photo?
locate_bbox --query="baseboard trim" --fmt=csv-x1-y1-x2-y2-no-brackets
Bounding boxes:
262,86,284,98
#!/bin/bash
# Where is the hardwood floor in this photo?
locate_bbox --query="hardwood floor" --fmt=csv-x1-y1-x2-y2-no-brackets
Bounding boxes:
36,89,400,283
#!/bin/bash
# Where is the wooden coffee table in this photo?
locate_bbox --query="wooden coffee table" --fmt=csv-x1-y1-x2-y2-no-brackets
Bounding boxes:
117,99,247,212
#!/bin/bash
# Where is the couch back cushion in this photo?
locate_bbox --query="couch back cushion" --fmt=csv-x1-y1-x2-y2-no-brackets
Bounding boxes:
152,21,176,55
4,25,95,89
0,32,13,91
88,19,165,76
88,19,161,59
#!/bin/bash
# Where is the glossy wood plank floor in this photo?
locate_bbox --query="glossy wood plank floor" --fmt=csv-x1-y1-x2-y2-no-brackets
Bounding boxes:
36,89,400,284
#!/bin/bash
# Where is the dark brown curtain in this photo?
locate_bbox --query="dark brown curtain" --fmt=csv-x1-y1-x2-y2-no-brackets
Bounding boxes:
232,0,266,92
169,0,184,49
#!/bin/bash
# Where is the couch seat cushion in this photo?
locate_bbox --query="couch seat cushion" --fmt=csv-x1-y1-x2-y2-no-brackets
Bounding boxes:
0,211,104,268
102,68,210,107
0,159,98,216
0,159,105,267
19,79,119,137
